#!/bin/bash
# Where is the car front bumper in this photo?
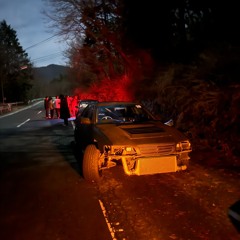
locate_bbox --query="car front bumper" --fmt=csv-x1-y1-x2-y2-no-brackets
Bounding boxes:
121,155,188,175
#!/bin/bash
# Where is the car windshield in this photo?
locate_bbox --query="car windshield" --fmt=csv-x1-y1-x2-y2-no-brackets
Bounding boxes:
97,104,154,123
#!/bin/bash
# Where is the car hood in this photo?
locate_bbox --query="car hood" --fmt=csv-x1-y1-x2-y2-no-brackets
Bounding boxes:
95,121,187,145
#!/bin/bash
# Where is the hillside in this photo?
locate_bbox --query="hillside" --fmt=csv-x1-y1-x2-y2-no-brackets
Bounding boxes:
33,64,70,83
32,64,72,97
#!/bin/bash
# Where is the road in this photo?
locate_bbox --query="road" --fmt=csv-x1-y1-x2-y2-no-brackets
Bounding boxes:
0,102,112,240
0,102,239,240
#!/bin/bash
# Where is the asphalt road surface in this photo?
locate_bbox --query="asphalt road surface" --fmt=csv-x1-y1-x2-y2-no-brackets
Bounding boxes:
0,102,112,240
0,101,239,240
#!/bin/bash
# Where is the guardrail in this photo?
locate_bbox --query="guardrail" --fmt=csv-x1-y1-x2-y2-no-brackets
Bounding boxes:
0,101,25,115
0,99,43,115
0,103,12,114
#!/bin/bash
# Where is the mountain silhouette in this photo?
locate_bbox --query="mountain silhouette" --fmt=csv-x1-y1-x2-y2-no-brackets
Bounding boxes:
33,64,70,83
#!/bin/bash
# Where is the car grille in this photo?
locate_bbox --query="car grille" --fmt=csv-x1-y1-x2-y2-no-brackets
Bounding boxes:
138,143,175,156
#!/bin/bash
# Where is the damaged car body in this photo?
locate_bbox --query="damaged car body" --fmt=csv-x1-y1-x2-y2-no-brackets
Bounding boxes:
74,101,192,182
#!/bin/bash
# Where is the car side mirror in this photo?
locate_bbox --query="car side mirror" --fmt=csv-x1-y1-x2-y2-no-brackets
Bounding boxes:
164,119,174,126
80,117,91,124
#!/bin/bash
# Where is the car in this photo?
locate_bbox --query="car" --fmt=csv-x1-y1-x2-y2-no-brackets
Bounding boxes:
74,101,192,182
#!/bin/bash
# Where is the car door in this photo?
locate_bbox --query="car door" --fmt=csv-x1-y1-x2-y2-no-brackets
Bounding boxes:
78,105,95,149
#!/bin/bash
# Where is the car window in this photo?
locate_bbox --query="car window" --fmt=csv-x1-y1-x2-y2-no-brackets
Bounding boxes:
79,102,88,110
97,104,154,123
78,100,98,115
81,105,94,120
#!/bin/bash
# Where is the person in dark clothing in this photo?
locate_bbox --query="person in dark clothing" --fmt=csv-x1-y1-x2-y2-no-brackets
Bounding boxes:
59,94,70,126
44,96,49,118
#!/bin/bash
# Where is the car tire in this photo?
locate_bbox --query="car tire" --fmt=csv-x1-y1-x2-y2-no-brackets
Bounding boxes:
181,159,190,169
82,144,102,182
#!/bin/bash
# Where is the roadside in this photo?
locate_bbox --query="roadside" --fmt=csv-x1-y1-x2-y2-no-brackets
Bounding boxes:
0,101,40,118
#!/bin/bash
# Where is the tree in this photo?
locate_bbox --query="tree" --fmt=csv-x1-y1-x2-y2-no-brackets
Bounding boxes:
122,0,240,62
44,0,155,89
0,20,33,103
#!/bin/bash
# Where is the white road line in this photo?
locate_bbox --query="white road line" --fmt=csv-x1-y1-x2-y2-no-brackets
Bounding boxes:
99,199,117,240
17,118,30,128
71,120,75,129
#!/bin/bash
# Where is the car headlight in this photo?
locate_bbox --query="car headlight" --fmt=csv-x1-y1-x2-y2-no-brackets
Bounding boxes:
176,141,191,151
125,146,134,152
107,145,137,155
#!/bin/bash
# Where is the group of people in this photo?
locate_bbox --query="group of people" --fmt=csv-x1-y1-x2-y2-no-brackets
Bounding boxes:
44,95,79,126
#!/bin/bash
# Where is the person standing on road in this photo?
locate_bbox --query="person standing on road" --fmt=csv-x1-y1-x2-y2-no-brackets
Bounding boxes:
48,96,54,119
54,95,61,118
59,94,70,126
70,95,79,118
44,96,49,119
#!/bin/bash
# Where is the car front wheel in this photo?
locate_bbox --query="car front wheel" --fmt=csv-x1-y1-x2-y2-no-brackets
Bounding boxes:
82,144,102,182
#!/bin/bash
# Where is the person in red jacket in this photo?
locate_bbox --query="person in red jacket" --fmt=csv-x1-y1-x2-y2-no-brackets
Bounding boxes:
70,95,79,118
54,95,61,118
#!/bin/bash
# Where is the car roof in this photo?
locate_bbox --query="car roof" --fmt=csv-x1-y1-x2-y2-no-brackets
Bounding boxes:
95,101,140,107
79,99,98,103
